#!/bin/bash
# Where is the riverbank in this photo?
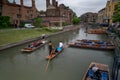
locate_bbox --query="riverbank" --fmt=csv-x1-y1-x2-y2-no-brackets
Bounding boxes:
0,25,80,50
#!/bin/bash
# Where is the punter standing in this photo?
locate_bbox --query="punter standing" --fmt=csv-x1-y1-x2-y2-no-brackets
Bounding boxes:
48,41,52,55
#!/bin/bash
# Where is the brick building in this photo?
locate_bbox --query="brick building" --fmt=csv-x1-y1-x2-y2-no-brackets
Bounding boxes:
80,12,98,24
40,0,74,27
97,8,106,24
1,0,39,27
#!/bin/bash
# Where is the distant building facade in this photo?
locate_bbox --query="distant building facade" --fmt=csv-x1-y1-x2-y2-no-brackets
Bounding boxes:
80,12,98,24
97,8,106,24
1,0,39,27
97,0,119,25
40,0,74,27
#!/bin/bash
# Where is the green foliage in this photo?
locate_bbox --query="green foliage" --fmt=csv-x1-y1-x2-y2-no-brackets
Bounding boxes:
112,2,120,22
62,22,69,26
0,16,10,29
33,18,43,27
72,17,80,25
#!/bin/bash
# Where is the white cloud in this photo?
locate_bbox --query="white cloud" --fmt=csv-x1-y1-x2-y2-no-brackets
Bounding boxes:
8,0,107,16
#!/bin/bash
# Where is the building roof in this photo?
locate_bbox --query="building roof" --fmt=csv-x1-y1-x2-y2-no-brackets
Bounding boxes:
47,4,56,9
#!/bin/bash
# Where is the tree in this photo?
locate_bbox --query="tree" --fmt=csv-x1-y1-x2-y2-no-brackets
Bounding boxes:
33,18,43,27
72,17,80,25
112,2,120,22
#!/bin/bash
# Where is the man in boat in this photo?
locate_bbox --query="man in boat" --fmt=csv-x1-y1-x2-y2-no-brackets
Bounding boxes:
48,41,53,55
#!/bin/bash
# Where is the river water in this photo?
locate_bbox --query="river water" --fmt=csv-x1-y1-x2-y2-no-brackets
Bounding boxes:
0,27,114,80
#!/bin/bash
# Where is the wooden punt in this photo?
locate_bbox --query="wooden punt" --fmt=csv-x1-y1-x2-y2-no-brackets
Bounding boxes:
87,29,107,34
77,39,101,42
82,62,110,80
69,42,115,50
21,40,47,52
46,48,64,60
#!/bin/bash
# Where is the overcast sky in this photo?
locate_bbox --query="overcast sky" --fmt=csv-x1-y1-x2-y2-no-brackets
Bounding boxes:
8,0,107,16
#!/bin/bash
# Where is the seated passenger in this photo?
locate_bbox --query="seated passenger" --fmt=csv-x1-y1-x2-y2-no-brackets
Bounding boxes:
91,64,101,80
59,41,63,48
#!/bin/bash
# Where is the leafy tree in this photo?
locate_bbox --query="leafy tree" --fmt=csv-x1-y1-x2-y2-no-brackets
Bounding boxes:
33,18,43,27
72,17,80,25
73,12,77,17
112,2,120,22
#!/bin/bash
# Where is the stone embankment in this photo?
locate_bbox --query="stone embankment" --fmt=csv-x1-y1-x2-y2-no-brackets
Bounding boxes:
0,25,80,51
107,30,120,80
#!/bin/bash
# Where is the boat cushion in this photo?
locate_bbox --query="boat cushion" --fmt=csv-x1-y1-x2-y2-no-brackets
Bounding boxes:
87,69,94,78
100,71,108,80
57,47,62,51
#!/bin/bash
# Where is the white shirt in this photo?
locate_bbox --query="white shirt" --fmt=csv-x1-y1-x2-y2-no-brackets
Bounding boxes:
92,66,98,72
59,42,63,47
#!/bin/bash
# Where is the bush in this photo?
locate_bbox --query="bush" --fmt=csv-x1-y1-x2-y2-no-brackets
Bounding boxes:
0,16,10,29
33,18,43,27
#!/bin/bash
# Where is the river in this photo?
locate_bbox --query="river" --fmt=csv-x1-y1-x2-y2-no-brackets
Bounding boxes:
0,27,114,80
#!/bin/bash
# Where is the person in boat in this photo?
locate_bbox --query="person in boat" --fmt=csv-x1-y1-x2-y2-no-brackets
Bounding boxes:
41,34,46,40
48,41,53,55
28,42,36,48
59,41,64,49
91,64,101,80
50,43,64,56
35,40,43,46
50,47,57,55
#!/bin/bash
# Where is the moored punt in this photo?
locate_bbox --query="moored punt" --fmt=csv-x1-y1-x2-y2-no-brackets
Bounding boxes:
82,62,110,80
68,42,115,50
77,39,102,43
87,29,107,34
46,48,64,60
77,39,113,45
21,40,47,52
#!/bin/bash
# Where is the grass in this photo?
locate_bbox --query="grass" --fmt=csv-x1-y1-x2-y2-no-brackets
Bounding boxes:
0,28,59,46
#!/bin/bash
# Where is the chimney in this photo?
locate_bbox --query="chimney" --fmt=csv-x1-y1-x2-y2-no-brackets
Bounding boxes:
52,0,56,6
13,0,16,4
55,1,58,7
46,0,50,8
32,0,35,7
20,0,23,6
2,0,7,4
